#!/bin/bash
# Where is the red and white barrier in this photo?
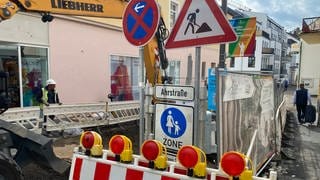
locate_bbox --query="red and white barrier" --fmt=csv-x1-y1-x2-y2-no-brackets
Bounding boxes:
69,149,277,180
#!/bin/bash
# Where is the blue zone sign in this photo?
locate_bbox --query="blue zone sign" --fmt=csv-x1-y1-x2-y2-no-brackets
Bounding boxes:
160,107,187,138
155,104,194,156
122,0,160,46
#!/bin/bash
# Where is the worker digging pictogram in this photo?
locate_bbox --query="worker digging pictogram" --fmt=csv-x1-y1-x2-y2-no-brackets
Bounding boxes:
184,8,213,35
165,0,237,48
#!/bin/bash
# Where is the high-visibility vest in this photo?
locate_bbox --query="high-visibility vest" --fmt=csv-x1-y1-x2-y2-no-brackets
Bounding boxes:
39,88,48,110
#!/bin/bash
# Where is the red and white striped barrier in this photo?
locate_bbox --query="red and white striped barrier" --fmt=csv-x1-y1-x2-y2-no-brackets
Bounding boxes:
69,149,277,180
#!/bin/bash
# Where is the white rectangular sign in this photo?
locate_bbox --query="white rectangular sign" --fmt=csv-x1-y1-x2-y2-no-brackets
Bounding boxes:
155,85,194,101
223,73,255,101
155,103,194,161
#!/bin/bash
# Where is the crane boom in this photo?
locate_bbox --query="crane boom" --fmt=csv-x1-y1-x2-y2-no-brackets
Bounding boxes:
0,0,128,20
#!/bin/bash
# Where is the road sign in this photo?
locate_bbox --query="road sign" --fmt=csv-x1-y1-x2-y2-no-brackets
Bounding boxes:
122,0,160,46
165,0,237,49
155,85,194,101
155,103,194,160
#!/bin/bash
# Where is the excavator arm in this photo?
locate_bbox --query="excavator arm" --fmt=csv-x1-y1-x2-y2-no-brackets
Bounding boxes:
0,0,128,20
0,0,167,85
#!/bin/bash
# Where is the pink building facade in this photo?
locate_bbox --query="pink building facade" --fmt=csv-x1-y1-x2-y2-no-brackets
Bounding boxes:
49,16,219,104
0,13,220,107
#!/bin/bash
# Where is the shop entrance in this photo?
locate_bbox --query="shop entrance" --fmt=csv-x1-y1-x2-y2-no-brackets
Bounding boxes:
0,44,20,107
0,43,48,108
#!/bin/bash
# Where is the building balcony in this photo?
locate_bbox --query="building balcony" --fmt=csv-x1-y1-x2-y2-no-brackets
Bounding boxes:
302,17,320,33
262,48,274,54
300,17,320,44
282,56,292,63
261,65,273,71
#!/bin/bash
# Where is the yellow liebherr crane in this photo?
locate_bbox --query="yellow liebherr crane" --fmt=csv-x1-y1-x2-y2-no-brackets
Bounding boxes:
0,0,168,85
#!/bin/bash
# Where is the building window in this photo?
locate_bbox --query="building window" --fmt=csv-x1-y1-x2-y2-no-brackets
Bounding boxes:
248,56,255,68
21,46,49,107
170,1,179,28
0,44,19,107
110,55,140,101
230,57,235,67
0,44,49,107
166,60,180,84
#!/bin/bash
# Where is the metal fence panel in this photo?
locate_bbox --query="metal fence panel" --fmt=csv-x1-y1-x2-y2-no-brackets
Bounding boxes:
218,71,278,172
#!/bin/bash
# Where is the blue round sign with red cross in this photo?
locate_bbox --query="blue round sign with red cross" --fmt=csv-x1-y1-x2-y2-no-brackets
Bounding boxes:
122,0,160,46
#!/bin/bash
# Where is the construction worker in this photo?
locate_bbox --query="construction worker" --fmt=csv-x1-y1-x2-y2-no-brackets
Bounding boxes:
37,79,62,134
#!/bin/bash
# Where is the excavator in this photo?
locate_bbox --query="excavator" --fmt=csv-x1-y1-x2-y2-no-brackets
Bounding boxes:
0,0,169,179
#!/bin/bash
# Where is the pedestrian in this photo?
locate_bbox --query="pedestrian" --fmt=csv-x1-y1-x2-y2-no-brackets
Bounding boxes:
293,83,312,124
284,79,288,91
37,79,62,134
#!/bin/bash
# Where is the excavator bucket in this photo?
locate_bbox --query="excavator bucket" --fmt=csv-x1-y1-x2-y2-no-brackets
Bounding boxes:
0,119,70,174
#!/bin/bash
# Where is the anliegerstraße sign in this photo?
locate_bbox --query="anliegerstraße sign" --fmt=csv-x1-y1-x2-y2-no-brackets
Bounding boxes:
155,85,194,101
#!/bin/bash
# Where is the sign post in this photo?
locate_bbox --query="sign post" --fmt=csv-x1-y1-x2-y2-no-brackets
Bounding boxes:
164,0,237,150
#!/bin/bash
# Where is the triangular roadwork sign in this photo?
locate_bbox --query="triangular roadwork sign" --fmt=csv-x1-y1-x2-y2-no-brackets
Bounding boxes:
165,0,237,49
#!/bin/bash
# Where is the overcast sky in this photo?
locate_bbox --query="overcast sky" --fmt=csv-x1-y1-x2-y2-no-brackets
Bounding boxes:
233,0,320,31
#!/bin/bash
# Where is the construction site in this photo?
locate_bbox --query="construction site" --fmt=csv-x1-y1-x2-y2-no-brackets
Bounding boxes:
0,0,319,179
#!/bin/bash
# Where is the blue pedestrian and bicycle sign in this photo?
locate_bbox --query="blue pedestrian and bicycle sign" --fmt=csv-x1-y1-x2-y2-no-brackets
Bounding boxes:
122,0,160,46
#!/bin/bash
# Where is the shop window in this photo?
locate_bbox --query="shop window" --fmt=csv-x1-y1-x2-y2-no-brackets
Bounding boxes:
110,55,140,101
0,45,20,107
21,46,48,107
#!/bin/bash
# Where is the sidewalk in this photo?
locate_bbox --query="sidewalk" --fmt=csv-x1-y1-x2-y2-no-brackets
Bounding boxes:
277,86,320,180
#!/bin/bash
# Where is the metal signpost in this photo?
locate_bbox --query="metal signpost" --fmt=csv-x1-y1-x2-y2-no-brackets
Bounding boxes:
165,0,237,150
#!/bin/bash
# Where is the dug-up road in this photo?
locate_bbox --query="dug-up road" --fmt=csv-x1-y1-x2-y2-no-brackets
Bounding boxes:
22,121,140,180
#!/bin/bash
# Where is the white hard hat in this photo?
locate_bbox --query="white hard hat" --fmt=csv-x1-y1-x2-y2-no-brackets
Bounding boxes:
46,79,56,85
